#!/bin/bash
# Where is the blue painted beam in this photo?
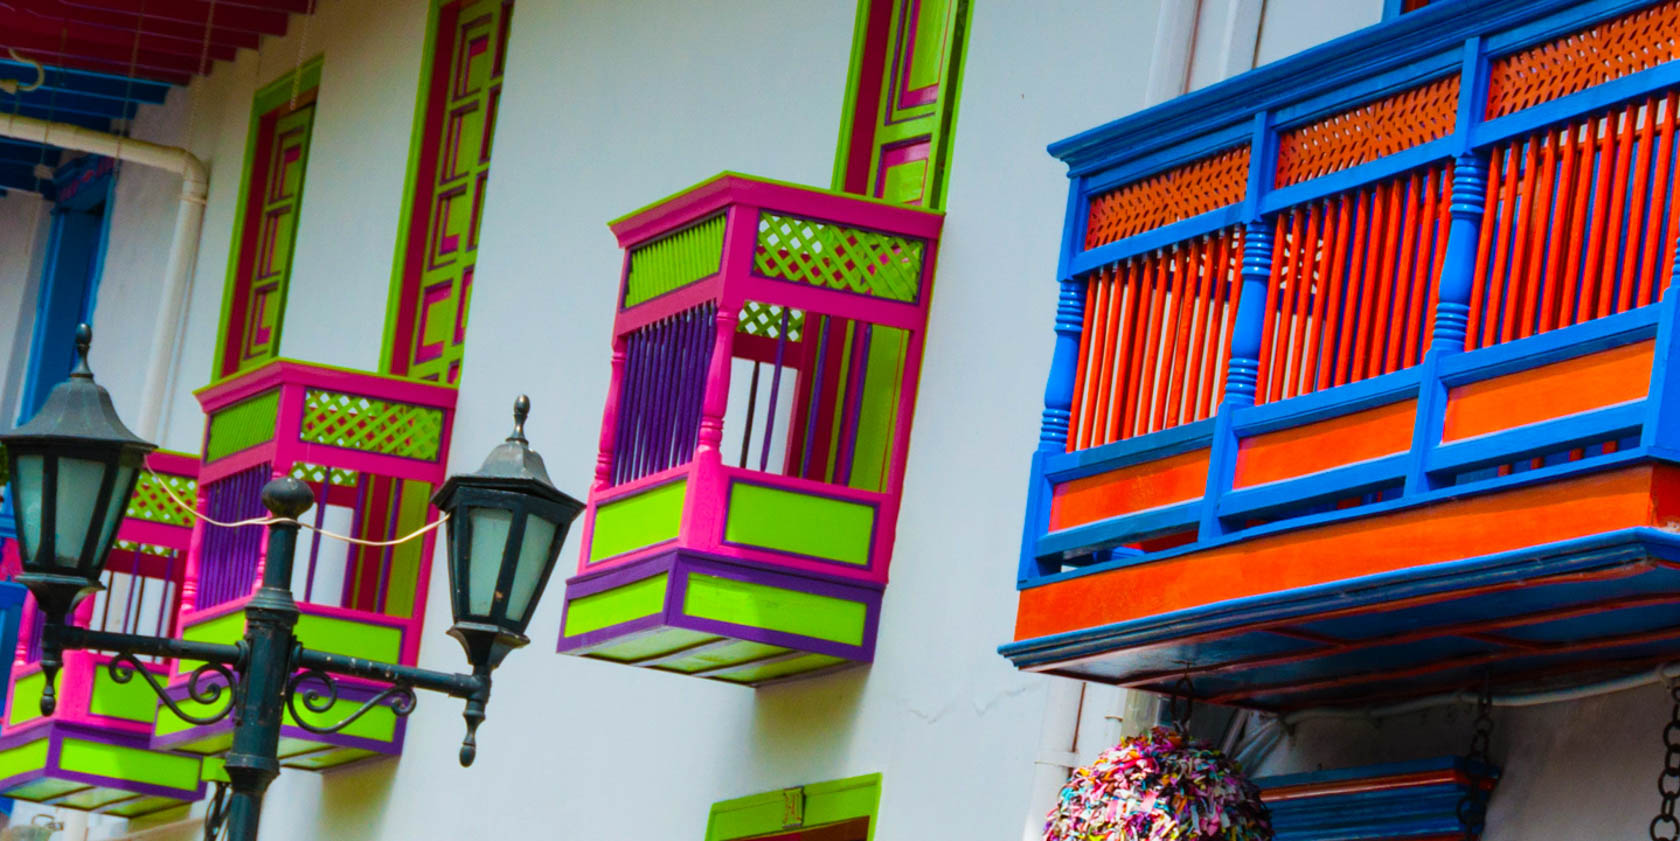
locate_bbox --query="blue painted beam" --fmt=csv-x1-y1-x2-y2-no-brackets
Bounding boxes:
0,60,171,105
1,87,140,122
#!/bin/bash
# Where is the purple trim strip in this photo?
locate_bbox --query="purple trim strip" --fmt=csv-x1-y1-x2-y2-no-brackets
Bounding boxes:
836,324,873,486
554,550,882,662
800,317,831,479
758,308,791,472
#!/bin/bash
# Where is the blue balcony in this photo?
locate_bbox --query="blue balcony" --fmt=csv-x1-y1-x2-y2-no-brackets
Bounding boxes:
1005,0,1680,710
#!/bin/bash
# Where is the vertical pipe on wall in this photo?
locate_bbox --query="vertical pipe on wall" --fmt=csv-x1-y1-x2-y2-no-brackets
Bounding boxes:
1432,154,1489,353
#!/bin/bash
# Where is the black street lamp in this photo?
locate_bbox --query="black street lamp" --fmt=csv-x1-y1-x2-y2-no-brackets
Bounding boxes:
0,326,584,841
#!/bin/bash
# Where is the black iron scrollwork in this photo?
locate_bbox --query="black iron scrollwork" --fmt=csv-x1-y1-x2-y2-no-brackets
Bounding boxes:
107,652,238,726
284,669,417,735
203,781,231,841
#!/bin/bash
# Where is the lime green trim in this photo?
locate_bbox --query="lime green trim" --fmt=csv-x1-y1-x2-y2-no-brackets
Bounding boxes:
59,786,139,810
380,0,449,375
285,695,396,741
586,627,713,662
252,56,324,116
682,574,866,646
212,57,324,381
89,667,161,722
623,213,727,306
106,796,185,817
59,738,201,791
830,0,876,192
724,483,874,565
588,480,686,562
200,756,227,783
5,778,82,802
711,653,846,684
284,747,376,769
178,609,401,674
0,738,49,782
607,171,943,228
562,573,668,638
8,671,57,727
203,389,280,461
657,640,787,674
706,773,883,841
848,326,907,492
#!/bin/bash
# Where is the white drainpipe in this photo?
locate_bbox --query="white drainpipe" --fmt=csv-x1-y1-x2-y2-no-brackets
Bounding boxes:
0,112,208,441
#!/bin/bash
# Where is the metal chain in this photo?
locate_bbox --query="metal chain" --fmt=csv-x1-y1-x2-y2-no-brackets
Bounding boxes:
1457,680,1494,840
202,781,231,841
1650,681,1680,841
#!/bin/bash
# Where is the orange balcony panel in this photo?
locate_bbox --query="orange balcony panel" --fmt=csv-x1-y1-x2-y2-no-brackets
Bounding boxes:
1442,340,1653,442
1234,400,1416,489
1048,448,1209,531
1017,464,1677,643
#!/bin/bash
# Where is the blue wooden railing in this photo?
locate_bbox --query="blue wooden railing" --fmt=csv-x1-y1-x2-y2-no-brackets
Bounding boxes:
1021,0,1680,585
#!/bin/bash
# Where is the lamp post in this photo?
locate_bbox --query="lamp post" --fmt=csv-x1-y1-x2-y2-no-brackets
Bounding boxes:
0,326,584,841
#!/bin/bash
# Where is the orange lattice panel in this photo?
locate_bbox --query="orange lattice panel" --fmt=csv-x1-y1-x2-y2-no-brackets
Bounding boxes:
1084,147,1250,250
1487,0,1680,119
1274,76,1460,187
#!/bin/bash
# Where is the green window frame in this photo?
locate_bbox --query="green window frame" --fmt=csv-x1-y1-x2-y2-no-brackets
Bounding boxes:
213,58,323,380
381,0,514,385
704,774,881,841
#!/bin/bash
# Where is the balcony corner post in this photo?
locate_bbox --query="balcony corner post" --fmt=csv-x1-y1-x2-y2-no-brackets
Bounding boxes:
1223,219,1274,408
696,306,739,466
593,336,628,491
1038,276,1086,453
1430,153,1488,354
1639,235,1680,453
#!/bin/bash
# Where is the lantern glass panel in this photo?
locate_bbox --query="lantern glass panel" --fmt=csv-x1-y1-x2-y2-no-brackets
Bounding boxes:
94,465,134,565
505,513,557,624
52,458,109,568
13,453,43,555
467,506,513,616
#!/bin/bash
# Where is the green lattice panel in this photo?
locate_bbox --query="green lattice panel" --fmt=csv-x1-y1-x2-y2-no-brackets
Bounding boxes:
205,390,281,462
737,302,804,341
299,390,445,462
290,461,359,487
625,214,727,307
753,212,924,303
126,472,198,528
114,541,178,557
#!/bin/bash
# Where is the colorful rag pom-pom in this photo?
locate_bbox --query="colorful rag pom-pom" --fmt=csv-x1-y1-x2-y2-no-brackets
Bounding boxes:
1043,725,1273,841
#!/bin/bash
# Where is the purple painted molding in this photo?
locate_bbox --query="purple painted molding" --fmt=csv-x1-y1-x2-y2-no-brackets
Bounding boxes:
0,721,205,802
554,549,883,663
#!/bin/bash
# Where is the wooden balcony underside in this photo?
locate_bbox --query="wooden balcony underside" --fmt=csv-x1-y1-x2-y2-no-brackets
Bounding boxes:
1006,464,1680,710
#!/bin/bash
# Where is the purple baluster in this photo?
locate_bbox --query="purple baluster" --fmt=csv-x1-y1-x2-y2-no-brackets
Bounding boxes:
758,307,791,472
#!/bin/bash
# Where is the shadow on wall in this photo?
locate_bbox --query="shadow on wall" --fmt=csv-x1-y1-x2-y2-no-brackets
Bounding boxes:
311,754,398,837
747,666,870,777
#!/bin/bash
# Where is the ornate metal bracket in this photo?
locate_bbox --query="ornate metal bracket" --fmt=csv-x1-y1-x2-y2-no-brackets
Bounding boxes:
284,669,417,735
107,651,240,727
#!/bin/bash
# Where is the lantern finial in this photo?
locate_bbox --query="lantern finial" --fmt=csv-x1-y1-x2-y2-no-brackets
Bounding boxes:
511,395,530,443
71,323,93,379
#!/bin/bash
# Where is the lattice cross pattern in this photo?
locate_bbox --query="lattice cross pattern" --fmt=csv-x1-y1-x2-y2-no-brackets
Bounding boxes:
299,390,445,462
738,301,806,341
754,213,924,303
126,472,198,528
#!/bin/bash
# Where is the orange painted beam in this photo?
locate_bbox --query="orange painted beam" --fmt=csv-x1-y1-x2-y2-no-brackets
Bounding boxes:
1233,399,1416,488
1048,449,1210,531
1017,465,1670,642
1441,339,1653,442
